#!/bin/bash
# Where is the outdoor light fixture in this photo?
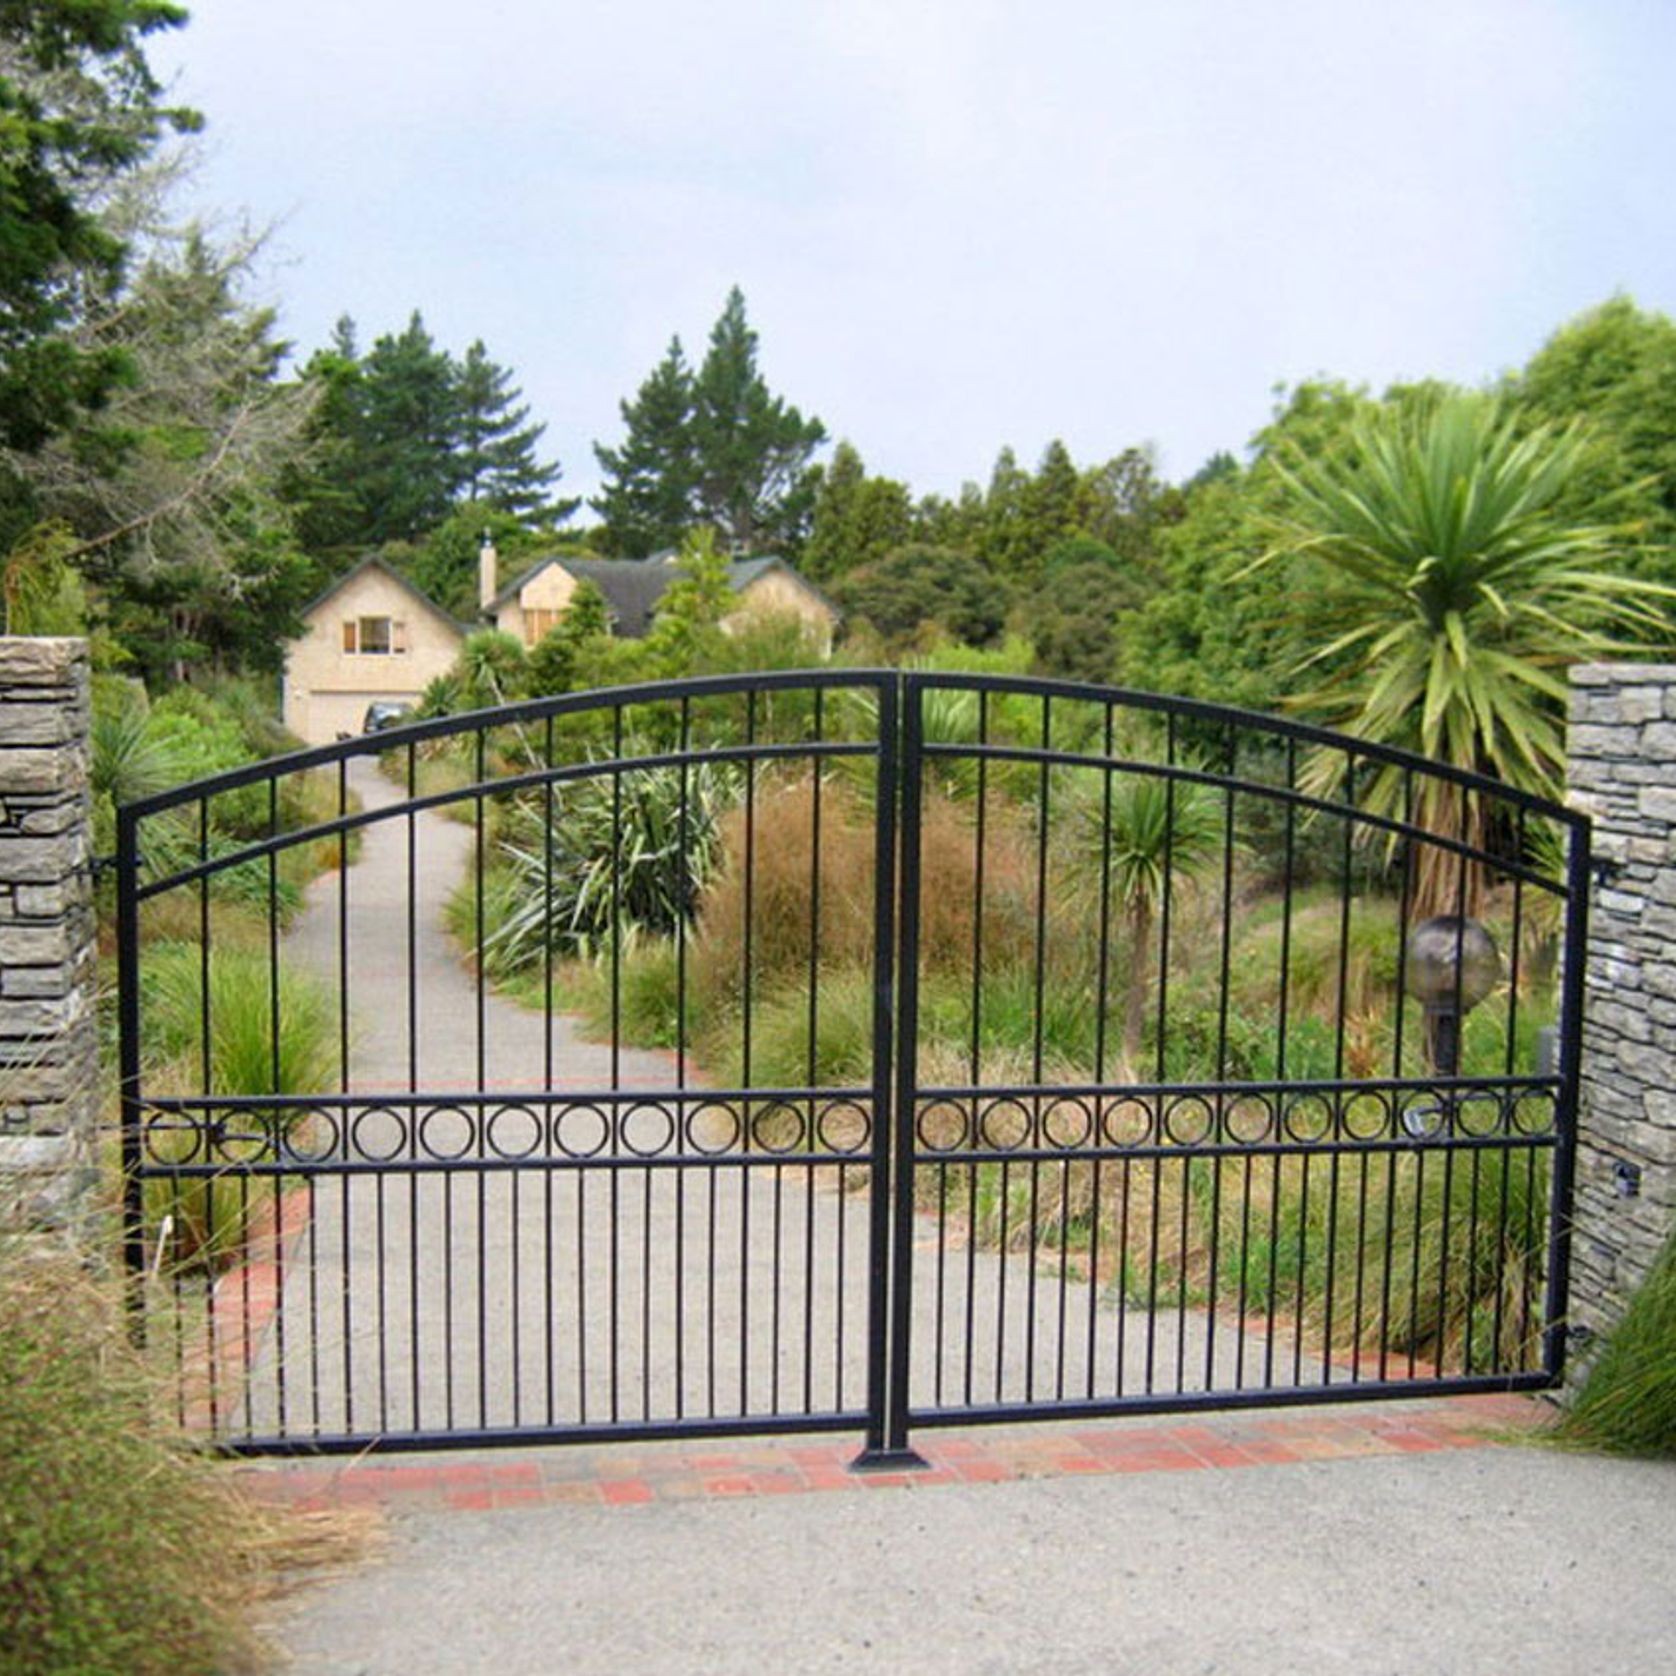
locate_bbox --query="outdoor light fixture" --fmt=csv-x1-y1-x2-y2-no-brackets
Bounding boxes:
1404,915,1501,1077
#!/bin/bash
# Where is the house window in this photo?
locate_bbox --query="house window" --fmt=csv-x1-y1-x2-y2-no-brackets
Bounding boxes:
524,609,560,646
342,617,407,655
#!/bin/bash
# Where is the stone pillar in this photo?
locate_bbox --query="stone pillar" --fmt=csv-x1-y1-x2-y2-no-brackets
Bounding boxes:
1564,661,1676,1370
0,638,97,1240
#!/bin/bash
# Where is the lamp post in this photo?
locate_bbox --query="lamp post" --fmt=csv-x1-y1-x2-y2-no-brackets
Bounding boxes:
1404,915,1500,1076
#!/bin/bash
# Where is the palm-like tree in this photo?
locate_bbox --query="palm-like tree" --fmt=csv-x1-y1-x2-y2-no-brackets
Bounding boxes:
1076,769,1224,1067
1260,392,1672,914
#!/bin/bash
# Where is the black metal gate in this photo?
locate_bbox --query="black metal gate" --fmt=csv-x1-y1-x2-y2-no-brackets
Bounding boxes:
117,671,1587,1458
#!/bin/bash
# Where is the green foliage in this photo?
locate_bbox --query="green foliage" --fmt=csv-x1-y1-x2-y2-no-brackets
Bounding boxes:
286,312,571,562
591,336,698,557
1260,390,1674,910
0,1252,269,1675
689,286,827,552
453,628,528,709
1027,537,1151,682
0,0,199,452
836,543,1009,649
462,761,733,975
526,577,614,696
593,290,825,557
802,440,913,581
453,337,570,520
1557,1224,1676,1456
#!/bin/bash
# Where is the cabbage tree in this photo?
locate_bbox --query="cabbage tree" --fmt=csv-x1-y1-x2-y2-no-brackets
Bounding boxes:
1258,392,1673,914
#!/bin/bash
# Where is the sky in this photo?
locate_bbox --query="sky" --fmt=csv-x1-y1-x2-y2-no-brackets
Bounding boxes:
153,0,1676,511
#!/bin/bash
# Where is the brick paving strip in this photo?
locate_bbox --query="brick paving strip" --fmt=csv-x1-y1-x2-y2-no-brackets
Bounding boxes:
233,1392,1549,1514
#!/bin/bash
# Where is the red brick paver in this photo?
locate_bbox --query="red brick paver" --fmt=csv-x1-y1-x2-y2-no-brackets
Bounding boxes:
233,1392,1549,1516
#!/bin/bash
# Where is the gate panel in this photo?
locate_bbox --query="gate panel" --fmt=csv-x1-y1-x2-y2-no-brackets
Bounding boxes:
118,667,1586,1457
882,673,1585,1446
119,672,897,1453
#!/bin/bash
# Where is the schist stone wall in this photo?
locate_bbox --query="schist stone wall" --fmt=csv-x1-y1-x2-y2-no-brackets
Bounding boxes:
1565,662,1676,1373
0,638,98,1239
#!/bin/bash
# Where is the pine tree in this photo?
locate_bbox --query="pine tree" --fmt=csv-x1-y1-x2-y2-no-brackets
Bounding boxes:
592,337,697,557
453,339,571,520
689,287,826,554
352,312,461,543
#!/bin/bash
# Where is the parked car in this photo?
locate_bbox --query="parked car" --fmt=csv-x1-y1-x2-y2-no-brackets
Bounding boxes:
361,701,414,734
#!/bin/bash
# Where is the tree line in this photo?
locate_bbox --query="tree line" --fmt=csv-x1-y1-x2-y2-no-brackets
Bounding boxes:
3,0,1675,814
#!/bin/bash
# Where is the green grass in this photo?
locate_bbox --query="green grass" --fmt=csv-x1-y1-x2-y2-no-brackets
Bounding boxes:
1555,1226,1676,1456
0,1249,270,1674
137,941,337,1269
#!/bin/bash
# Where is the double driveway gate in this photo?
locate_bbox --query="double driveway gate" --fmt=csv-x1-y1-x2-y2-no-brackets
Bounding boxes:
118,671,1587,1458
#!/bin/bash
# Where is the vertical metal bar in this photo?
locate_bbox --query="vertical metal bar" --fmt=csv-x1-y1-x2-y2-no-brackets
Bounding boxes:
804,688,823,1413
337,761,348,1093
117,804,145,1335
738,692,756,1413
270,777,282,1096
545,714,556,1092
1542,817,1591,1379
1026,696,1051,1398
870,673,909,1455
199,799,211,1096
610,709,624,1423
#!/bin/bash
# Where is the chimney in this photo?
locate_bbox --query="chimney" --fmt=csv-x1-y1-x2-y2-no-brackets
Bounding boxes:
478,531,497,616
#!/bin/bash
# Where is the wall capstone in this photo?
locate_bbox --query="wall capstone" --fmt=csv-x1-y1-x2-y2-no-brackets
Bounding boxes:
1565,661,1676,1381
0,638,97,1241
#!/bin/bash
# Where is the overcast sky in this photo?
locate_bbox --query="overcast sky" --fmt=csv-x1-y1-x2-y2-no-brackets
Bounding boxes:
154,0,1676,510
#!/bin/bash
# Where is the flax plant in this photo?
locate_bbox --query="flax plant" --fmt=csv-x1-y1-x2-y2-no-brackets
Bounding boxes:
1257,393,1673,916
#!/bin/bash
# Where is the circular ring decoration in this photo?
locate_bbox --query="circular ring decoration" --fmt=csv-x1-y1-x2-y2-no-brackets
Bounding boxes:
750,1102,806,1155
1511,1089,1557,1138
1163,1094,1214,1148
621,1101,676,1159
1223,1095,1274,1147
419,1104,476,1161
686,1101,741,1156
486,1103,543,1160
1399,1099,1447,1141
280,1107,342,1164
1101,1098,1155,1149
1453,1091,1504,1140
351,1105,409,1163
1282,1093,1334,1144
1042,1096,1093,1152
552,1102,610,1159
817,1099,871,1156
1341,1090,1390,1143
916,1098,969,1154
214,1110,285,1165
144,1110,206,1166
978,1097,1032,1152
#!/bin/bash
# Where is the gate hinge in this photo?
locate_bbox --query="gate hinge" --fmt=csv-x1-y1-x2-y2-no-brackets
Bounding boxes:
90,852,119,881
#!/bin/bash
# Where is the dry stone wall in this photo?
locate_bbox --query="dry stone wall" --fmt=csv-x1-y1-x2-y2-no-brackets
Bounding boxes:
1565,662,1676,1370
0,638,97,1238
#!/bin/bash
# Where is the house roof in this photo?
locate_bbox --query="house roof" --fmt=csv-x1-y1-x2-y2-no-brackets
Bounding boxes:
488,553,838,640
300,555,470,636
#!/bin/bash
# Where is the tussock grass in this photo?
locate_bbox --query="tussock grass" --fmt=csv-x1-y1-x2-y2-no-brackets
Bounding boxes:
0,1246,376,1675
1555,1226,1676,1457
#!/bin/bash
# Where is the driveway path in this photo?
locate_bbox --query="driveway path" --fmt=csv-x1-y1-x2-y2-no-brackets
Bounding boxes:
234,756,1296,1445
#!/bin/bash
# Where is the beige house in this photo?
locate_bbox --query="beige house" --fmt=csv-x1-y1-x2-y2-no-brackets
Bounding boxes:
484,548,839,654
283,544,839,746
282,557,467,745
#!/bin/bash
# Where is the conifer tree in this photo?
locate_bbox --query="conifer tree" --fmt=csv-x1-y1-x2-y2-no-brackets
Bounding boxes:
453,339,571,520
591,337,698,557
689,287,826,553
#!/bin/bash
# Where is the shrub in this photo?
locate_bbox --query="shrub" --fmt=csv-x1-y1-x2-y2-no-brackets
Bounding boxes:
0,1250,271,1674
1556,1226,1676,1456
